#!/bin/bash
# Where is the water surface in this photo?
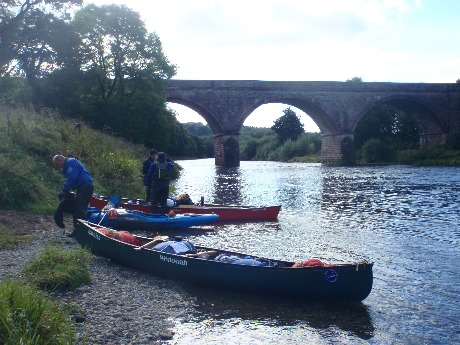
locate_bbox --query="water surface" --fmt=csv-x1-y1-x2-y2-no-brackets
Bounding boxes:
166,160,459,344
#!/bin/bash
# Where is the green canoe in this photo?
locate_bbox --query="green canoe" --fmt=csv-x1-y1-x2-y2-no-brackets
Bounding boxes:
75,220,373,302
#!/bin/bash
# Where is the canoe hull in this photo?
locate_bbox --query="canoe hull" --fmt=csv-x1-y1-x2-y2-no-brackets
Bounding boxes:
89,195,281,222
75,221,373,302
87,208,219,230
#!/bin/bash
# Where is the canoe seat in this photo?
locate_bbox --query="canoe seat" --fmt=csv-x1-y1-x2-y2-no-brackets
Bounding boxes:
107,195,121,207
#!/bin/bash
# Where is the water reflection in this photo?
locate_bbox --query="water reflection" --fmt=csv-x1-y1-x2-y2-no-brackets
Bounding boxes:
212,166,243,204
177,285,374,342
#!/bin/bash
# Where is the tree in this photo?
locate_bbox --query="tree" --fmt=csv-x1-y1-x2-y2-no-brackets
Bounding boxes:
0,0,83,78
361,138,394,163
71,4,176,100
271,107,304,143
355,104,419,149
182,122,213,136
17,14,81,90
56,4,180,149
346,76,363,82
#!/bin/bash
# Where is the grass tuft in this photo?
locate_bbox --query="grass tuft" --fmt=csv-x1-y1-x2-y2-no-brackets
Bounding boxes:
0,279,75,344
22,245,92,291
0,224,35,250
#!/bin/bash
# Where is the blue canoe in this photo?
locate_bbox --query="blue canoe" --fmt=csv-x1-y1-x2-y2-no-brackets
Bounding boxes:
87,207,219,230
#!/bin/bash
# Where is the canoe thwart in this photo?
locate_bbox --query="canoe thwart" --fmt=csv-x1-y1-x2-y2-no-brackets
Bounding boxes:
135,236,169,250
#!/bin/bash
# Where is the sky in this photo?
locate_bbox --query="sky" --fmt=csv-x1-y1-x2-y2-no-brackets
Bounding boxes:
87,0,460,131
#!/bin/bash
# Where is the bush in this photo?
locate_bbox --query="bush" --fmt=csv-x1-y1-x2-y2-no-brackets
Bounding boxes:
446,129,460,150
361,139,394,163
0,157,46,210
398,146,460,166
240,138,259,160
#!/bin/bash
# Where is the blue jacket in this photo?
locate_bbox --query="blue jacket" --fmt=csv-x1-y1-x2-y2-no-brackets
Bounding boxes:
61,158,93,192
142,156,155,186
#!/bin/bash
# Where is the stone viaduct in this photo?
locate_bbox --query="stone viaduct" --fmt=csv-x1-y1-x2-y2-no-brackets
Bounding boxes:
163,80,460,166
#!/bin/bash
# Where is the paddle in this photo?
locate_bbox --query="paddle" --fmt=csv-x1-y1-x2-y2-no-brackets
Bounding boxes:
96,210,107,226
134,235,169,251
186,250,218,257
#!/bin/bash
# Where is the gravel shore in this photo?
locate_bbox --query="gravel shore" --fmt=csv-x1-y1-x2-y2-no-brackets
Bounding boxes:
0,210,195,344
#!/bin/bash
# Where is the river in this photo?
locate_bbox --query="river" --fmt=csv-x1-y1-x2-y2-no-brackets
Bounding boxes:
166,159,460,344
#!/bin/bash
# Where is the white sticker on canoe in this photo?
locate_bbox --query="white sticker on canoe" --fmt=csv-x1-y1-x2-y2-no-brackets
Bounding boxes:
88,229,100,240
160,255,188,266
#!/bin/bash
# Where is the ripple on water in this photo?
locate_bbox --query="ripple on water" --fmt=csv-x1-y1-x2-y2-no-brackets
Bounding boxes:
171,160,460,344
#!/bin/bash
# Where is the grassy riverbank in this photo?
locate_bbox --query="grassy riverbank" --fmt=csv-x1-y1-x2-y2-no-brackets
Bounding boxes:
0,107,163,214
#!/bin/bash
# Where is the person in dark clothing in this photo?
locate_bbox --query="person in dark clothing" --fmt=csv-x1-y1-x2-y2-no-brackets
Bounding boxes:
145,152,174,215
143,149,157,200
52,154,94,237
53,193,76,229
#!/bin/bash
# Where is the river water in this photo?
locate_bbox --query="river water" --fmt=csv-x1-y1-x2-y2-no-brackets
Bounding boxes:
167,159,459,344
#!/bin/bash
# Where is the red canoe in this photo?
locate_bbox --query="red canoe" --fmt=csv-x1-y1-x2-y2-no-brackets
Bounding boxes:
89,195,281,222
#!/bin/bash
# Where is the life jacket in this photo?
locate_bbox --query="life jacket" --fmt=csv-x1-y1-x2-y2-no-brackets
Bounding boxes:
152,161,170,181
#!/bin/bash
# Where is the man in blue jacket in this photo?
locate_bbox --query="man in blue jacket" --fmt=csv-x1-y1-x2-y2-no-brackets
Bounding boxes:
52,154,94,236
146,152,174,215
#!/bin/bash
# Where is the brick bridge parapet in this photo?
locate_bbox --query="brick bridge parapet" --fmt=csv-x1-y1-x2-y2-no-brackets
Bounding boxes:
164,80,460,166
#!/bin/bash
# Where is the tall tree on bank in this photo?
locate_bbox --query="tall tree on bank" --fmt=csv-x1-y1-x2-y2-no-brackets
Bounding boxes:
72,4,176,100
271,107,305,143
67,4,179,150
0,0,82,78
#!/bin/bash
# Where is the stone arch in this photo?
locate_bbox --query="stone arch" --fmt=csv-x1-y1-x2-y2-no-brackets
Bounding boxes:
353,96,448,148
244,98,344,165
166,97,223,134
244,97,339,135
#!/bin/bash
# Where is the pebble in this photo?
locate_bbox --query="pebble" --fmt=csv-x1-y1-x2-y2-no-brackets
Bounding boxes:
0,224,195,344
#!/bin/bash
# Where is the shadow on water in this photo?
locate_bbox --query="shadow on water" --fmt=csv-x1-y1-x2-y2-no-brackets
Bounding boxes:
182,284,375,341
